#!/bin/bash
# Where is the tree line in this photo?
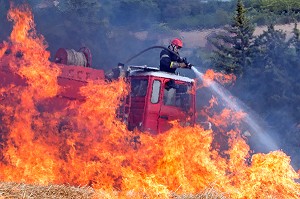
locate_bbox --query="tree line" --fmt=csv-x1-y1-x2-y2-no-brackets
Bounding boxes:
1,0,300,68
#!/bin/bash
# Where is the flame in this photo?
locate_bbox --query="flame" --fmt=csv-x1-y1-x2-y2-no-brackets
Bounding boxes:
203,69,236,85
0,4,300,199
196,69,236,90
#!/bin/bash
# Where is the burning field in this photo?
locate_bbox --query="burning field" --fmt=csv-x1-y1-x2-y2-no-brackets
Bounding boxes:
0,4,300,199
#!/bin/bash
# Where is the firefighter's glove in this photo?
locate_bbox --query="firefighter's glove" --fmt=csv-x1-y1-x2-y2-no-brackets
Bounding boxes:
179,62,192,69
182,57,193,69
186,62,193,69
179,62,187,68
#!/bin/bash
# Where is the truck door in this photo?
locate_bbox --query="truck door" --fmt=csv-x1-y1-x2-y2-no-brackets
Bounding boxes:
127,78,149,131
142,79,162,134
158,80,193,133
128,78,163,134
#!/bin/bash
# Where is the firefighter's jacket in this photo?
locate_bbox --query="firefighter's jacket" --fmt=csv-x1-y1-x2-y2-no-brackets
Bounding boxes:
159,49,181,73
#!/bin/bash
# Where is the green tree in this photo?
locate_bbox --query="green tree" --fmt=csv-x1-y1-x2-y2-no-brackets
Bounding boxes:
209,0,255,76
285,23,300,119
249,0,300,24
250,0,300,13
252,24,290,69
290,23,300,58
247,24,295,124
241,24,291,112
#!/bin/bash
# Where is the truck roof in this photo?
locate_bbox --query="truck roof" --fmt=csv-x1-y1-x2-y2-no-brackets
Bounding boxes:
128,65,194,83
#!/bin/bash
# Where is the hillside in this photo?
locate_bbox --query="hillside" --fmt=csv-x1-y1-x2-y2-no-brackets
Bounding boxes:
178,23,300,48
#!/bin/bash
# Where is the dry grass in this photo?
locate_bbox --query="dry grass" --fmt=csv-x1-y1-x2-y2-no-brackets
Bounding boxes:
171,187,228,199
0,182,228,199
0,182,95,199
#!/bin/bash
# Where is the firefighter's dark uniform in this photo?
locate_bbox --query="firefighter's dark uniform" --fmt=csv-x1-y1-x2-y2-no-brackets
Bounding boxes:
159,49,182,73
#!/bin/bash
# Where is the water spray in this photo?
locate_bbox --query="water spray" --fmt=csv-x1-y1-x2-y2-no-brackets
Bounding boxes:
191,66,279,152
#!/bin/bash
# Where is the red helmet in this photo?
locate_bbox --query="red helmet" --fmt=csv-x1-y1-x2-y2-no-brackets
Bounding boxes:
171,38,183,48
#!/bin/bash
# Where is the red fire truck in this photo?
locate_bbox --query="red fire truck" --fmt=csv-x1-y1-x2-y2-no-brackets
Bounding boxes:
0,47,196,134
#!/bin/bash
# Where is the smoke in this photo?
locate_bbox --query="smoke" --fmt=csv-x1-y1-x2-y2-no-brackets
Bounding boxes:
0,1,162,70
30,0,165,70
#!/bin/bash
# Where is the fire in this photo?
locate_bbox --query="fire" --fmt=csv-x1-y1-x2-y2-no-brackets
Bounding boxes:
195,68,236,91
0,4,300,199
203,69,237,85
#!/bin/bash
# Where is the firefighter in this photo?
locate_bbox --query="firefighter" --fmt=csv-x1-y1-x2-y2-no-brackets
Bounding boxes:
160,38,192,73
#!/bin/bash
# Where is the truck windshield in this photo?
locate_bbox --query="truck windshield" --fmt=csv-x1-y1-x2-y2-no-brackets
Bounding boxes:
163,83,191,111
131,79,148,97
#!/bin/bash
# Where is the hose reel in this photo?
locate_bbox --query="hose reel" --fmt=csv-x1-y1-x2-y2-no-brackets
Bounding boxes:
54,47,92,67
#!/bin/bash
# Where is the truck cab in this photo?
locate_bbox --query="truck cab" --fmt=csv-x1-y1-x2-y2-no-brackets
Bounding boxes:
125,66,196,134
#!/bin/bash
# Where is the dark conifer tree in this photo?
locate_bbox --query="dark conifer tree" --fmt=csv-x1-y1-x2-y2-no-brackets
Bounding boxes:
290,23,300,60
252,24,290,69
209,0,255,76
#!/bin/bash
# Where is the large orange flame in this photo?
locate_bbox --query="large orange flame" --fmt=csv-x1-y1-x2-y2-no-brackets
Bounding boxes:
0,4,299,199
204,69,236,84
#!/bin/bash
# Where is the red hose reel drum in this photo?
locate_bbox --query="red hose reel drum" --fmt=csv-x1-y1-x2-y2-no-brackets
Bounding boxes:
54,47,92,67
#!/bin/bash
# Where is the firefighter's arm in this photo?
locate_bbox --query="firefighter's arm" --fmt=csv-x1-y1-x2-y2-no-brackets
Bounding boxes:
170,61,187,68
170,57,193,69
